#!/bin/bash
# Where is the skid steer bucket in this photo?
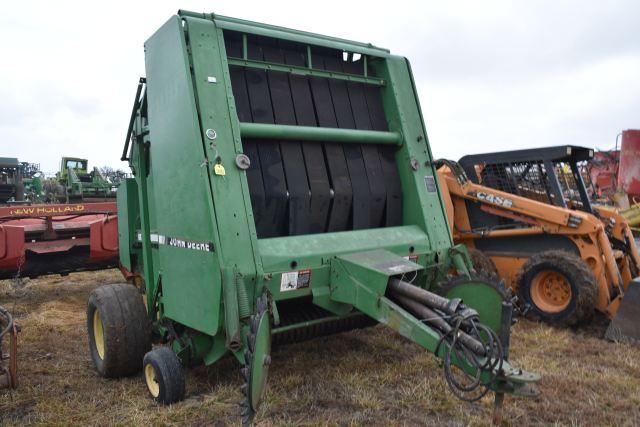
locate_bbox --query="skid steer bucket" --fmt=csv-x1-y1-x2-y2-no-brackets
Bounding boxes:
605,279,640,344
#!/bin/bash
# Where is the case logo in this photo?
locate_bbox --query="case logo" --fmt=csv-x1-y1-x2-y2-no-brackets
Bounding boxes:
476,191,514,208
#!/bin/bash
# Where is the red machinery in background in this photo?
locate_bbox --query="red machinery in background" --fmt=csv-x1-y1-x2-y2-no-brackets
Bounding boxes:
589,150,620,201
618,129,640,200
587,130,640,233
0,202,118,279
588,130,640,204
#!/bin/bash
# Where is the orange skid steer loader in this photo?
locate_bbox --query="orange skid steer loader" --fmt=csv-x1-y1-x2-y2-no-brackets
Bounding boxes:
435,146,640,343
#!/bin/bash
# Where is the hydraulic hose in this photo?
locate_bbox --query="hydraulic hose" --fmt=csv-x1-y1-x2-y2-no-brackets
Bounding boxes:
391,293,486,356
388,278,504,402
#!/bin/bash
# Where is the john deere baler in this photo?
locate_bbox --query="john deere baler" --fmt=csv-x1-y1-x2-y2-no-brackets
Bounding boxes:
87,11,539,424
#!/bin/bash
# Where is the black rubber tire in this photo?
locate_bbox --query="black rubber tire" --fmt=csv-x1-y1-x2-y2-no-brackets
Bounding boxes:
517,250,598,326
468,248,499,279
143,347,185,404
87,283,151,378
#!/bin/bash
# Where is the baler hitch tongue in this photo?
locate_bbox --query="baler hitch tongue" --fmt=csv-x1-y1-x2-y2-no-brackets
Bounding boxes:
605,278,640,344
387,279,539,401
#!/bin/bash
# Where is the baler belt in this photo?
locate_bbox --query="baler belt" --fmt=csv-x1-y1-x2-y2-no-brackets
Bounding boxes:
263,45,311,235
283,47,331,234
343,60,386,228
246,39,288,237
364,84,403,226
308,75,353,232
320,53,371,230
224,32,403,237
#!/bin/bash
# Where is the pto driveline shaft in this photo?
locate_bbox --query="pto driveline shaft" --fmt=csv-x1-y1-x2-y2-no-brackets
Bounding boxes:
391,293,486,356
388,278,456,313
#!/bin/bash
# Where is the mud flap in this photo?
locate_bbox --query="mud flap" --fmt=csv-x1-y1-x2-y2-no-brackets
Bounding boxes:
605,278,640,344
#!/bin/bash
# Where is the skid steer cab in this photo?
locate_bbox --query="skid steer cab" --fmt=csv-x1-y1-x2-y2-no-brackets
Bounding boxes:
436,146,640,344
86,11,539,425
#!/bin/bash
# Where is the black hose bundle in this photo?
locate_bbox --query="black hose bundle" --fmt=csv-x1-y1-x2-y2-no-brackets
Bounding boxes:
440,310,503,402
388,278,504,401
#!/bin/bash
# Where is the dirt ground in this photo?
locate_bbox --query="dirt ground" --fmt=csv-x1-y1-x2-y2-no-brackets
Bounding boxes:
1,270,639,426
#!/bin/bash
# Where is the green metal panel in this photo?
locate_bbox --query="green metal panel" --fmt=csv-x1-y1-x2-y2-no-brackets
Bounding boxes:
177,10,391,57
442,282,504,333
373,56,454,252
143,16,223,336
258,225,428,272
116,179,138,272
239,123,400,145
331,250,422,306
184,16,263,310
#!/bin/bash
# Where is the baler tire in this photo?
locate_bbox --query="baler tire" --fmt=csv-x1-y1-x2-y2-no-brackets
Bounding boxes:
87,283,151,378
143,347,185,404
468,248,499,279
517,250,598,326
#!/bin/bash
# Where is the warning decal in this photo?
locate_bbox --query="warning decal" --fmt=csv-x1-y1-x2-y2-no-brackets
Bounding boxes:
424,176,437,193
280,269,312,292
404,255,419,263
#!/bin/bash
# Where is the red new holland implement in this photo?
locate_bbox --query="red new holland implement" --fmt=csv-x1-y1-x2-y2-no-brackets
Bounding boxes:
0,202,118,279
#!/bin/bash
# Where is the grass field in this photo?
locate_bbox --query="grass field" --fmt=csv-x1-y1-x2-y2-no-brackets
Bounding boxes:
1,270,639,426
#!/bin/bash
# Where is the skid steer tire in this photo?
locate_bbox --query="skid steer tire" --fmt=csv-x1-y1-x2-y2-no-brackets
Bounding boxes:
143,347,185,404
517,250,598,327
87,283,151,378
468,248,499,279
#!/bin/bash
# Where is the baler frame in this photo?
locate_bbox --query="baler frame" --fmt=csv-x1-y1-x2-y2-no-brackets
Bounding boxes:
92,11,539,424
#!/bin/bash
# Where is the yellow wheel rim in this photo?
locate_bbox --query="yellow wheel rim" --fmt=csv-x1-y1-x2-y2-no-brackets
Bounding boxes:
145,363,160,398
530,271,572,313
93,310,105,360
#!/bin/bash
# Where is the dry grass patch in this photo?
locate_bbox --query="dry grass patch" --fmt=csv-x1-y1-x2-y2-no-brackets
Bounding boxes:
1,270,640,425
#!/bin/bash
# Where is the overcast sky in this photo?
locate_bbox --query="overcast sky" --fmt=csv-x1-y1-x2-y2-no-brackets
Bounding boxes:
1,0,638,174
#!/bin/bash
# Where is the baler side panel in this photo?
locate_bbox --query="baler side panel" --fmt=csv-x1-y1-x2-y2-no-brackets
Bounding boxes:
374,57,452,251
185,17,263,299
144,16,222,336
117,179,138,272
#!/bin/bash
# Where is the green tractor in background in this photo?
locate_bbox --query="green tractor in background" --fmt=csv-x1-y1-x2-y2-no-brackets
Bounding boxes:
0,158,44,204
0,158,24,204
53,157,116,202
20,162,45,203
